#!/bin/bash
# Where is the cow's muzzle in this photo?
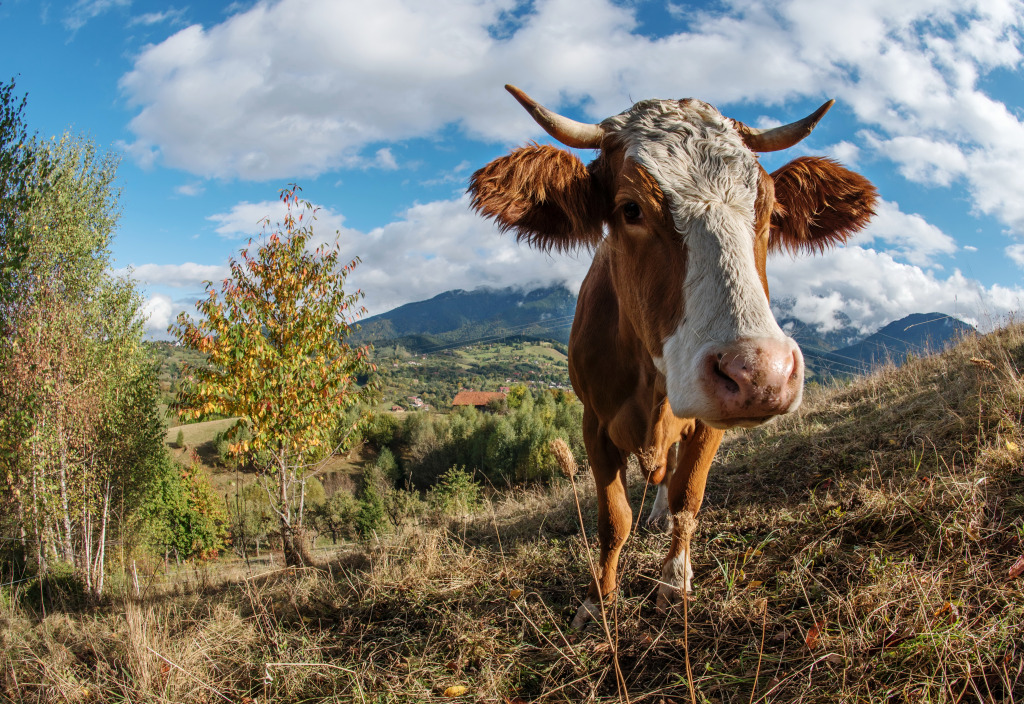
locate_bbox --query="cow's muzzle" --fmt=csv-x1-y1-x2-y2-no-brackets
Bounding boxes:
701,337,804,428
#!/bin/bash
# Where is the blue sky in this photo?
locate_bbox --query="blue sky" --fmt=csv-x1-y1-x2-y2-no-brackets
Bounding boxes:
3,0,1024,338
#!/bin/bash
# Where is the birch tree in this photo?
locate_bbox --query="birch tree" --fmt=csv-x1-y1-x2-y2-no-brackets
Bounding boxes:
0,129,164,597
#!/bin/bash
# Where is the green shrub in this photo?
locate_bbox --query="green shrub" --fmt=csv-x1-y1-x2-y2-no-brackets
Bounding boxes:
427,466,483,516
363,412,399,450
355,466,388,538
174,429,185,449
20,562,88,611
308,490,360,543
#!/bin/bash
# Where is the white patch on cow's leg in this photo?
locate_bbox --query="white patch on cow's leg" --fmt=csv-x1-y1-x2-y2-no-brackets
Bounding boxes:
646,482,671,531
656,510,698,613
571,596,601,630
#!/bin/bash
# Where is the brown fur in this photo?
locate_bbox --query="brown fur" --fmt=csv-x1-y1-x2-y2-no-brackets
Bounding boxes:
770,157,878,254
468,115,878,620
468,144,607,253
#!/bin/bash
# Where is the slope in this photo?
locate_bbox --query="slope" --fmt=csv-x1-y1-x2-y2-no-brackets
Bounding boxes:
6,323,1022,702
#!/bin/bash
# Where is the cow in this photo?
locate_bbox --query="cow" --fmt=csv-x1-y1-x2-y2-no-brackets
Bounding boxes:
468,85,877,627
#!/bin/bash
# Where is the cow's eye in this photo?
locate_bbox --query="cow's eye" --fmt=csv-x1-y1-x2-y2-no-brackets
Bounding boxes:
622,201,643,223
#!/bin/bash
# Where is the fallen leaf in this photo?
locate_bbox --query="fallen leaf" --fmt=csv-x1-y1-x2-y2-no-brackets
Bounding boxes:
932,602,959,625
1006,440,1019,453
509,588,523,600
444,685,469,697
1009,554,1024,579
746,580,763,589
805,619,826,650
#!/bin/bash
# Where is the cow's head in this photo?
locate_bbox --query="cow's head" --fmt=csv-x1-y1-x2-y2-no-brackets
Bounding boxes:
469,86,877,429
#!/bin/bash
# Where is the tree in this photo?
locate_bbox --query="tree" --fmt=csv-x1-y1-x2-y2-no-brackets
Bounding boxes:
0,131,166,598
0,78,53,304
170,185,377,566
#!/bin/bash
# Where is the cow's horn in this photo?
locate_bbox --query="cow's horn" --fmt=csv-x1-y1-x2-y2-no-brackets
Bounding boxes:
506,84,605,150
735,99,835,152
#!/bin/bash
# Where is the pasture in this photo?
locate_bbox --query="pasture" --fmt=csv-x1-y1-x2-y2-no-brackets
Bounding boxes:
2,324,1022,703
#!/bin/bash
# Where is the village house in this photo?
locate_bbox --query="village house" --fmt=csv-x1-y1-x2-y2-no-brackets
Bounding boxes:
451,390,507,411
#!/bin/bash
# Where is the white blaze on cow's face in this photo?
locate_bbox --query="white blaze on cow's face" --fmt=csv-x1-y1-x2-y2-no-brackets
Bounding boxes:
600,99,804,428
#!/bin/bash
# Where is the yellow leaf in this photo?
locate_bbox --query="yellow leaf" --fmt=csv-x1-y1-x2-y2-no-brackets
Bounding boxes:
443,685,469,697
509,588,523,600
747,581,763,589
1006,440,1019,452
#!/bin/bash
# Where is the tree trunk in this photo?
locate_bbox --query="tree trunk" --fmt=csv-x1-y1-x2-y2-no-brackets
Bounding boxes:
280,523,314,567
92,480,110,598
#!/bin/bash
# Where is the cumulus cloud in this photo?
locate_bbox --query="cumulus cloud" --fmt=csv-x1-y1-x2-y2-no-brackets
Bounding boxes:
118,0,1024,241
175,181,205,197
117,262,229,288
196,194,1016,336
206,198,351,241
1007,242,1024,268
141,293,176,337
768,246,1022,334
850,199,958,267
323,195,591,315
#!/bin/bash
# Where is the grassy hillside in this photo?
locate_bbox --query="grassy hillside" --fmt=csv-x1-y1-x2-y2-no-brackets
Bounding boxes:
3,324,1023,702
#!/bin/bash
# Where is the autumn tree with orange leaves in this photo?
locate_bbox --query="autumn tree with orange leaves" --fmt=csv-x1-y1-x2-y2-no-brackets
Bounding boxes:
170,186,377,566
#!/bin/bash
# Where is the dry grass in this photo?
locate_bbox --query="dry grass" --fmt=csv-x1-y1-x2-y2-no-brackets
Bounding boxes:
3,324,1023,703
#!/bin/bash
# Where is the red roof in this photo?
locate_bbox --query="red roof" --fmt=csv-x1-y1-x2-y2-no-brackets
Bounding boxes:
452,391,507,407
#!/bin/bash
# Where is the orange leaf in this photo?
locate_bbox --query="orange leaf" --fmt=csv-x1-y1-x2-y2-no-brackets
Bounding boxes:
805,619,826,650
1009,554,1024,579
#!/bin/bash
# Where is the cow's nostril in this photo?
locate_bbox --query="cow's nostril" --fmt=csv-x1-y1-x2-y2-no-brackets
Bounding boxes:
713,364,739,394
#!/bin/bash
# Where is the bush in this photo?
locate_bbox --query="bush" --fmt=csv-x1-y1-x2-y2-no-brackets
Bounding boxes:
308,490,360,544
174,429,185,449
363,412,399,450
20,561,88,611
427,466,483,517
355,466,388,538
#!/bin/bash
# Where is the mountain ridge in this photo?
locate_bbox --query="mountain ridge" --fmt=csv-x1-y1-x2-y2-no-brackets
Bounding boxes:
357,285,976,376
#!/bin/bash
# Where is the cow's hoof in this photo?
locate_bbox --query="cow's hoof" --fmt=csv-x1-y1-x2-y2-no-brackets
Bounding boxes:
655,584,692,615
644,510,671,533
571,597,601,629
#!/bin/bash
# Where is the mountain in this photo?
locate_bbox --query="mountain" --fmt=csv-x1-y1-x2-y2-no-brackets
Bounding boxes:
355,285,577,352
358,286,975,379
815,312,977,378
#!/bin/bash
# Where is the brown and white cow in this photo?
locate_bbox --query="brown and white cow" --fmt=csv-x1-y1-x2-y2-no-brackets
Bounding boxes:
469,85,877,627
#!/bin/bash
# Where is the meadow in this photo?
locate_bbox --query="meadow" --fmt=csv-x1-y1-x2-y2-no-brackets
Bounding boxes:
2,321,1022,702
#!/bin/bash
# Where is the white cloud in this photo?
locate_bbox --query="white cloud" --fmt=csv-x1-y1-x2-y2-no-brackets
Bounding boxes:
118,0,1024,245
148,193,1021,341
850,199,958,267
64,0,130,32
207,198,352,240
823,140,860,166
175,181,205,197
142,293,176,336
1007,243,1024,268
768,245,1023,334
117,262,229,288
128,8,187,27
344,195,592,315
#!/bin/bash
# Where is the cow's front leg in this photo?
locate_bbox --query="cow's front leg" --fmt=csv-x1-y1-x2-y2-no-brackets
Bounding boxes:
645,439,680,532
572,411,630,629
656,421,724,612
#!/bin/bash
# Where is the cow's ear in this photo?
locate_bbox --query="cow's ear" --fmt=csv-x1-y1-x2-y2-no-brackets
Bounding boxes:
769,157,877,254
468,144,606,253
